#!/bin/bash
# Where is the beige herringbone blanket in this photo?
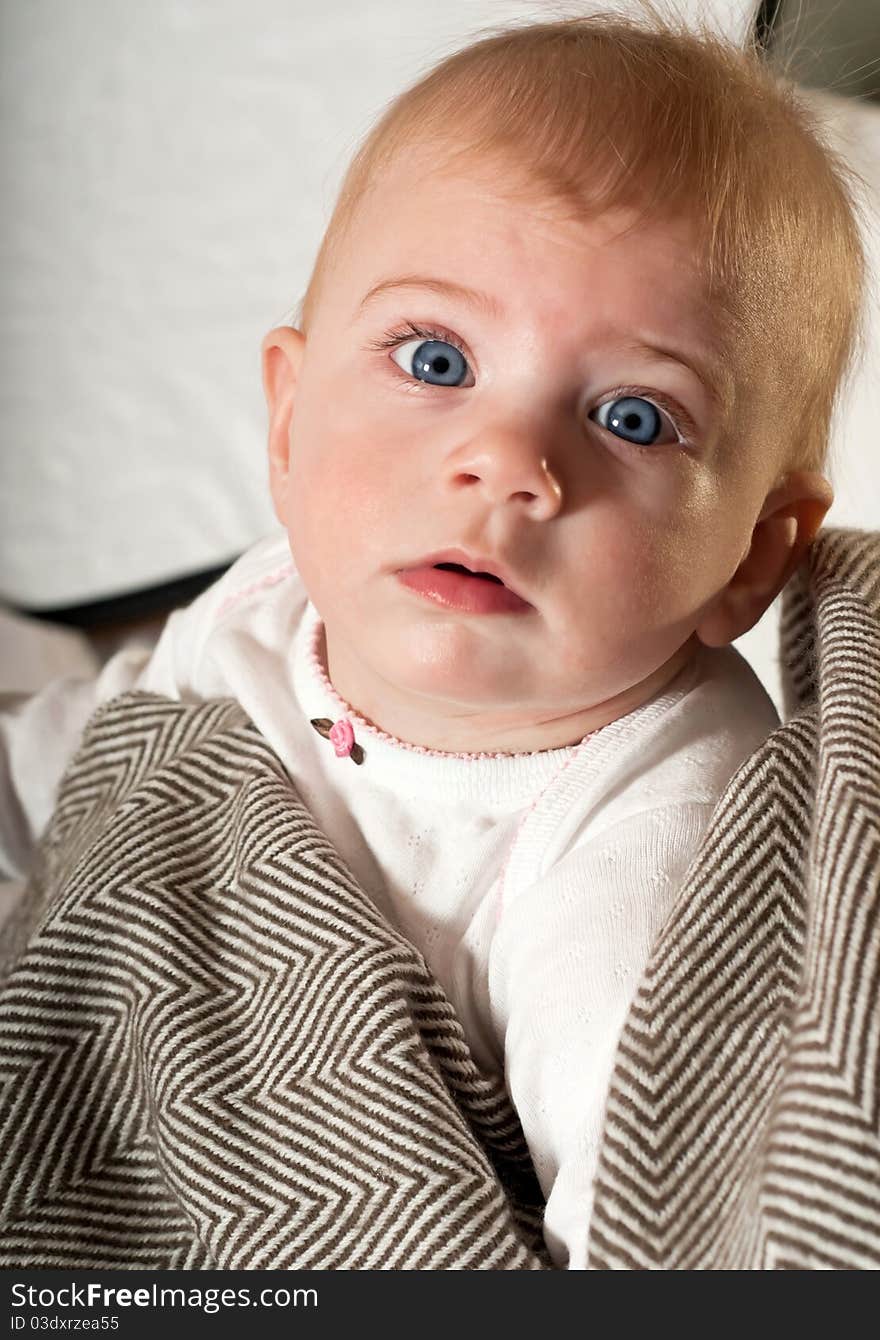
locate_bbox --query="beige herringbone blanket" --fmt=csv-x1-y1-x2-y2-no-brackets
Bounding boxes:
1,528,878,1269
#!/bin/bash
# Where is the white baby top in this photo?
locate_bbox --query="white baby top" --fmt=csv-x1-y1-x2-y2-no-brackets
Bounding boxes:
0,529,780,1268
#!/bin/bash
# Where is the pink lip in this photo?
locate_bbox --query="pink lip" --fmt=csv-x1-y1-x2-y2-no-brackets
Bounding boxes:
402,547,525,591
397,550,531,615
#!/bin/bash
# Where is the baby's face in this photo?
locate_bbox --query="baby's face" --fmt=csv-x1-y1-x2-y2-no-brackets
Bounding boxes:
269,148,772,751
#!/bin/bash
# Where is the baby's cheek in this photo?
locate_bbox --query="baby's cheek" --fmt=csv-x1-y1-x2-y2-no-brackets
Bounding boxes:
588,510,671,583
289,446,383,592
591,514,709,622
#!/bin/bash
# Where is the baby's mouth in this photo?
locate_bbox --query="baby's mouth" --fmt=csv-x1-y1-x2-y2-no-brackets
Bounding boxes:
395,546,531,607
396,551,531,614
433,562,505,586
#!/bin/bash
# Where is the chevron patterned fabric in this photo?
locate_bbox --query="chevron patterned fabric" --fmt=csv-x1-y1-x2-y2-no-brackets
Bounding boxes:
588,528,880,1269
0,698,549,1269
0,528,877,1269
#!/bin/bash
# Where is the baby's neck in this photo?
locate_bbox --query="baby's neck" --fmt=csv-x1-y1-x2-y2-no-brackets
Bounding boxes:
319,630,700,755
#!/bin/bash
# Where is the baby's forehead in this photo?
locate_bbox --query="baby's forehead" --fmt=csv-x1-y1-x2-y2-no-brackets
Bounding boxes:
354,138,708,257
347,170,711,331
358,142,579,220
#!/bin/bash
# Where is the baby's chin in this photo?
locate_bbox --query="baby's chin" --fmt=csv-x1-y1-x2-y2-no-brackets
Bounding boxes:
364,620,545,710
325,621,656,750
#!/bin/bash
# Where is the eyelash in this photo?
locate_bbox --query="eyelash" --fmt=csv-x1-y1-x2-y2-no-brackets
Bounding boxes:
366,319,699,450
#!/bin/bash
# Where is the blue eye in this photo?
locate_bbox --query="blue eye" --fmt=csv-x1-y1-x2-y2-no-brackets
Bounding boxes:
390,337,471,387
590,395,677,447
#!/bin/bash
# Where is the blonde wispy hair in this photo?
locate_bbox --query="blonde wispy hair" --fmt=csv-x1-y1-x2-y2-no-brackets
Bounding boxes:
293,3,868,476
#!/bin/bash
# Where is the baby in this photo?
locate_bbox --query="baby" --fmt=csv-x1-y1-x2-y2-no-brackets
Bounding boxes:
0,9,867,1268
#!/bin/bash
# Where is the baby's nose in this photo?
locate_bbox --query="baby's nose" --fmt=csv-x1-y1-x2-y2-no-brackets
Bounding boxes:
444,427,563,520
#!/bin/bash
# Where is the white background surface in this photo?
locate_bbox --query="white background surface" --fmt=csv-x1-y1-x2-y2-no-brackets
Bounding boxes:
0,1,877,711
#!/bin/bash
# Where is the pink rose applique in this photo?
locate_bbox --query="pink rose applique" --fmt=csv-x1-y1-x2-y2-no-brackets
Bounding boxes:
328,717,355,758
309,715,364,764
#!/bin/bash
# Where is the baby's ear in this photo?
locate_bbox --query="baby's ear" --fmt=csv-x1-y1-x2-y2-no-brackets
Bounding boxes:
261,326,306,525
695,471,834,648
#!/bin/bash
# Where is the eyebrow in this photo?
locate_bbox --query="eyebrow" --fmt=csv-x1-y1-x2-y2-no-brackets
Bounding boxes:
358,275,505,320
357,273,730,413
614,337,732,416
